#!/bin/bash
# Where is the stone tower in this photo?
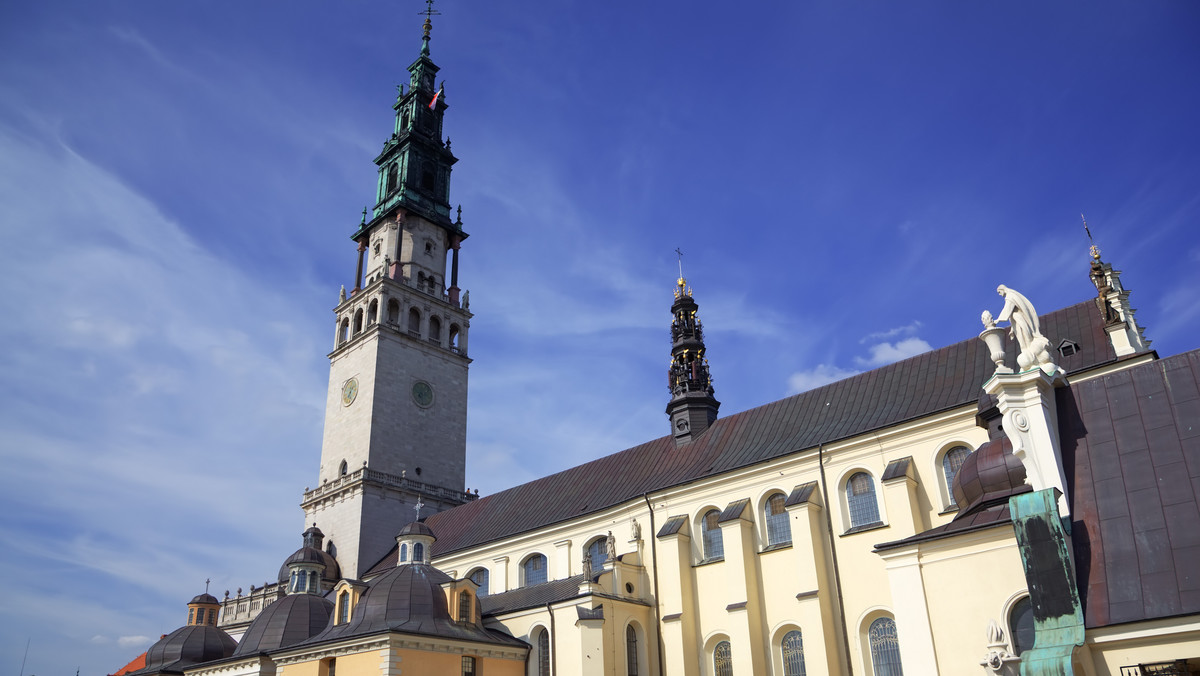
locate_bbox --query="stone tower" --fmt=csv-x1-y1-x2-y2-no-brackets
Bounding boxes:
666,275,720,445
302,12,475,579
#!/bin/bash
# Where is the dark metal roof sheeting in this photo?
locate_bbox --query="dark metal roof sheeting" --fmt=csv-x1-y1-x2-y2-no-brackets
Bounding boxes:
656,515,688,539
717,498,750,523
232,593,333,656
881,456,913,482
1059,348,1200,629
366,301,1116,565
126,625,237,676
480,574,588,616
785,482,819,507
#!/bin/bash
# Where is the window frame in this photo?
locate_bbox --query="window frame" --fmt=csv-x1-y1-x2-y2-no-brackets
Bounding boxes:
763,491,792,547
521,553,548,587
865,615,903,676
699,508,724,562
841,469,884,533
936,444,972,511
467,567,489,596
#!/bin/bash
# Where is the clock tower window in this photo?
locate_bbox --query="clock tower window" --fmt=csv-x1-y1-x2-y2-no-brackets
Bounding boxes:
408,308,421,335
429,316,441,343
367,300,378,325
387,299,400,323
353,308,364,335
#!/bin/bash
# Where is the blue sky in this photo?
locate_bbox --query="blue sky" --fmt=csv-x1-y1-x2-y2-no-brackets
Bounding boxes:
1,1,1198,673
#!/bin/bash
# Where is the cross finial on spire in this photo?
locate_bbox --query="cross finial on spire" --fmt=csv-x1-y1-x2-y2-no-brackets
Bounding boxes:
205,578,211,593
420,0,440,40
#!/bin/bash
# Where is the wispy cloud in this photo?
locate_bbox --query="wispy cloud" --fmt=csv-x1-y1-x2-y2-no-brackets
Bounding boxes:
854,336,933,367
787,364,862,394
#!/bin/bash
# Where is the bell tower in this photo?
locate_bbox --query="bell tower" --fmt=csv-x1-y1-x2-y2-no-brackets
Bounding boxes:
666,267,720,445
302,6,475,579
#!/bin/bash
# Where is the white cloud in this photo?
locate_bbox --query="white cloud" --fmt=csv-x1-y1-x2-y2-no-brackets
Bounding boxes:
860,321,923,343
855,337,933,367
787,364,862,394
118,635,153,649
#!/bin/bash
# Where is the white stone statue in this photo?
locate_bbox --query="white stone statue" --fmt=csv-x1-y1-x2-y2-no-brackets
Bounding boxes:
994,285,1057,374
339,285,347,303
605,531,617,561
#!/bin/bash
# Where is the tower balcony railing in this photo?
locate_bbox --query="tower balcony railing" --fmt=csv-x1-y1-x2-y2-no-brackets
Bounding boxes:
302,466,477,505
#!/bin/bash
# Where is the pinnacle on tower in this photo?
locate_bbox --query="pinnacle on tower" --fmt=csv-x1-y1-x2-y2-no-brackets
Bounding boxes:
665,257,720,444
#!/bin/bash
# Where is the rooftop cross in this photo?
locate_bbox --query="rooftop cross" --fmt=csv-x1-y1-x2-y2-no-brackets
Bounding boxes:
675,247,685,281
205,578,211,593
1082,213,1101,260
420,0,440,39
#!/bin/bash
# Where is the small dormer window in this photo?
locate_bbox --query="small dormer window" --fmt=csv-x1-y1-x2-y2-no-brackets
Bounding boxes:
1057,339,1079,357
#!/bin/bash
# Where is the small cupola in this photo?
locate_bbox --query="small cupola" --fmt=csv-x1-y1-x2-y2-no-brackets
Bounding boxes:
396,520,437,566
280,524,339,595
186,590,221,627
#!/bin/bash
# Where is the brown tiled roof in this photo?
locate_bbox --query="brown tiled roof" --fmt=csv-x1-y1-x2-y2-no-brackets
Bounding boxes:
363,300,1118,572
1059,348,1200,628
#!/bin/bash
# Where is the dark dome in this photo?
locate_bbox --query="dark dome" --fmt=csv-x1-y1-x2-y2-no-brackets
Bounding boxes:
233,593,333,656
277,546,341,584
131,625,236,674
397,521,436,539
952,435,1028,515
189,593,219,605
305,564,458,644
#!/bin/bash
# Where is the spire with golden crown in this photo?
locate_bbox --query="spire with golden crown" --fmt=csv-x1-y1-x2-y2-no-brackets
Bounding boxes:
666,250,720,444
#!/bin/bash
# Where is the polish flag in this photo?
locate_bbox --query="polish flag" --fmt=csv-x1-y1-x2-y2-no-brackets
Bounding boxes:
428,85,443,109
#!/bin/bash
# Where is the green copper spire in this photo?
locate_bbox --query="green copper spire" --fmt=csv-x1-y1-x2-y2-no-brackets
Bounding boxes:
420,0,438,56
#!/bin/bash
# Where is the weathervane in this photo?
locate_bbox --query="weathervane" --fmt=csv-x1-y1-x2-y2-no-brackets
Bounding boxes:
1082,213,1101,260
420,0,440,38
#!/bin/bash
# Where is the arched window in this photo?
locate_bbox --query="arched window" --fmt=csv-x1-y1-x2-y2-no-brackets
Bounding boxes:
846,472,882,529
702,509,724,561
413,542,425,563
188,608,194,624
713,641,733,676
195,608,205,625
1009,596,1035,656
421,162,435,191
587,537,608,569
337,590,350,624
782,630,806,676
387,299,400,324
458,591,472,623
534,627,551,676
353,308,364,335
868,617,903,676
468,568,489,596
449,324,460,350
399,543,408,563
339,460,348,476
429,316,442,343
386,164,398,194
626,624,640,676
308,570,318,593
765,493,791,546
338,318,349,345
461,656,476,676
408,307,421,334
941,446,970,507
522,554,547,586
367,299,378,324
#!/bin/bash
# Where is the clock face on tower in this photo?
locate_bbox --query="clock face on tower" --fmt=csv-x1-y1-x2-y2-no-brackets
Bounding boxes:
412,380,434,408
341,377,359,406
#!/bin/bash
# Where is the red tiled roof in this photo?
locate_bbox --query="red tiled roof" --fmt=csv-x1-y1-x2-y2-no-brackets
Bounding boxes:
110,652,146,676
365,300,1119,575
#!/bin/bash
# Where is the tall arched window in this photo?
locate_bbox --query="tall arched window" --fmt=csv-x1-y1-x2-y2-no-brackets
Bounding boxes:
408,307,421,334
386,164,398,193
782,630,806,676
353,308,364,335
337,590,350,624
522,554,548,586
702,509,724,561
626,625,639,676
713,641,733,676
458,591,472,623
941,446,970,507
868,617,903,676
367,299,378,324
413,542,425,563
469,568,489,596
1009,596,1035,656
338,318,349,345
429,316,442,342
535,627,551,676
399,543,408,563
765,493,791,546
307,570,318,592
587,537,609,568
449,324,460,350
387,299,400,324
339,460,348,476
846,472,882,528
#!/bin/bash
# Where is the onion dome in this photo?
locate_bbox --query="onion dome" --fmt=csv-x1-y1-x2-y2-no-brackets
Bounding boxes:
232,592,333,656
126,592,236,675
397,521,436,539
951,435,1028,516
